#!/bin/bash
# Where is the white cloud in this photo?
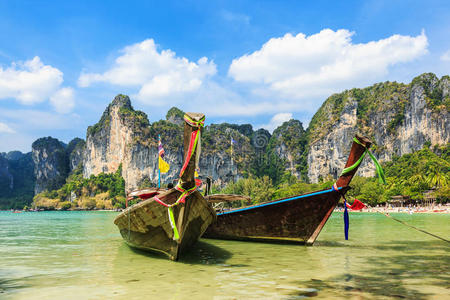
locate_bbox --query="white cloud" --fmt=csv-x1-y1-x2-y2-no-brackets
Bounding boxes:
0,122,15,133
78,39,217,103
441,50,450,62
50,87,75,114
0,56,64,105
221,10,250,25
228,29,428,100
0,108,81,130
259,113,293,132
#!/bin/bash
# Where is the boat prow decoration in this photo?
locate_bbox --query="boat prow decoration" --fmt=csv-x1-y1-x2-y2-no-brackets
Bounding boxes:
114,112,216,260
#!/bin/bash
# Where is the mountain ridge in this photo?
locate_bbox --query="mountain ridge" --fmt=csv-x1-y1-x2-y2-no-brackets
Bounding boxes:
0,72,448,209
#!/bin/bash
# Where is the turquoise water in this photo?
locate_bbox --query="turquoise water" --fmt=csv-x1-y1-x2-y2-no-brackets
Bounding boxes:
0,211,448,299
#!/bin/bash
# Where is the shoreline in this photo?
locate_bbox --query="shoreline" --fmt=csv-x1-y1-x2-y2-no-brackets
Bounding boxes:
3,207,449,214
1,209,120,212
334,206,449,214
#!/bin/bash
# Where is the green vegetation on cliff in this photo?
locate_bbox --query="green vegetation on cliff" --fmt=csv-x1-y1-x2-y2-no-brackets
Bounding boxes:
5,76,449,210
87,94,134,136
269,119,308,180
166,107,184,120
308,81,410,142
0,153,35,210
32,136,70,192
411,73,450,112
308,73,449,144
202,123,254,174
150,120,182,148
33,164,126,210
119,106,151,133
66,138,84,156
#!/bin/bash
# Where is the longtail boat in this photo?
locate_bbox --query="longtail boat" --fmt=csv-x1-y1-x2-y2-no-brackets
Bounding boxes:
203,135,377,245
114,112,216,260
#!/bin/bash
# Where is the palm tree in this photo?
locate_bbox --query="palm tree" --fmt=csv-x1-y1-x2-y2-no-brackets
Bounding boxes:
425,165,448,188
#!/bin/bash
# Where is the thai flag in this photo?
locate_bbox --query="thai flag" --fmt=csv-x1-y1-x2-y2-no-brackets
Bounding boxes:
158,138,165,158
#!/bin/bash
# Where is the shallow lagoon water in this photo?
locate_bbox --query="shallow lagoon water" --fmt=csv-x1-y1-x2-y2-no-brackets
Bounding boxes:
0,211,448,299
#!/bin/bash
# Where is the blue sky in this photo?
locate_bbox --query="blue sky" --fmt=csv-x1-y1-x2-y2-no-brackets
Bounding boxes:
0,0,449,152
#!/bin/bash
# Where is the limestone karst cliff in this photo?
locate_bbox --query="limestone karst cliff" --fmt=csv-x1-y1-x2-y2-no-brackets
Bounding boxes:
0,151,35,209
31,136,87,194
306,73,449,182
0,154,13,191
82,94,182,191
269,119,308,180
32,137,70,194
82,95,252,191
3,72,448,209
66,138,85,171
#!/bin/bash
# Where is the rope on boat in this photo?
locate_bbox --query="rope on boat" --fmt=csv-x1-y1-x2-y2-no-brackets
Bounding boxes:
380,212,449,243
127,206,131,241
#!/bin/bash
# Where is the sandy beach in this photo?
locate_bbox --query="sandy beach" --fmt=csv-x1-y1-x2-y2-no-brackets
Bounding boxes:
335,204,450,214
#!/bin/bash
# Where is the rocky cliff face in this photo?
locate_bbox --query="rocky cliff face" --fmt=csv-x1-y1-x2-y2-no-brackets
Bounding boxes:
83,95,179,191
82,73,449,190
200,124,254,185
6,72,447,205
31,136,86,195
270,119,307,179
307,73,449,182
166,107,185,126
82,95,253,191
32,137,69,194
66,138,85,171
0,155,14,190
0,151,35,209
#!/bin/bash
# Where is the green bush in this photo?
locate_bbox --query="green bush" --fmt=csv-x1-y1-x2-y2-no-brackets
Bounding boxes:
85,198,97,210
221,176,274,206
60,201,72,210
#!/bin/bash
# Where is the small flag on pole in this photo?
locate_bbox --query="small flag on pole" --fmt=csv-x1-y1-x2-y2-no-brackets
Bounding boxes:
158,137,165,158
346,199,366,210
158,136,170,174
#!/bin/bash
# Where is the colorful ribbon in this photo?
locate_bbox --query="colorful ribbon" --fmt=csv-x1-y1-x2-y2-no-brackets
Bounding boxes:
183,114,205,128
179,130,200,177
153,182,198,241
167,207,180,240
153,114,205,241
340,137,386,184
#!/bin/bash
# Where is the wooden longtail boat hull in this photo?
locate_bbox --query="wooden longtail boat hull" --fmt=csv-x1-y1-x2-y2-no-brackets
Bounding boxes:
114,112,216,260
203,187,349,244
203,135,372,245
114,190,215,260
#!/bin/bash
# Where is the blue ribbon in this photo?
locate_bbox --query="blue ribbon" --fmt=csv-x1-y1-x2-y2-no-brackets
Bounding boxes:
344,198,349,240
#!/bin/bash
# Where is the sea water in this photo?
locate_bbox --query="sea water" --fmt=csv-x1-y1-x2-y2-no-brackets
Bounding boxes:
0,211,448,299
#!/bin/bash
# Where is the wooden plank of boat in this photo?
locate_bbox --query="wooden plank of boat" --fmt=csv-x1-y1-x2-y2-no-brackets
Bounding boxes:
114,112,216,260
205,194,251,203
202,135,372,245
127,188,165,201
